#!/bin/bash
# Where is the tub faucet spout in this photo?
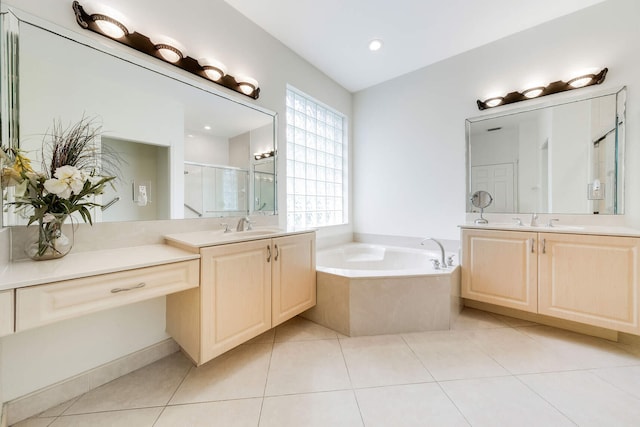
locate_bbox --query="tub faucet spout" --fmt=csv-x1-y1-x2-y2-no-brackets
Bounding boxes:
421,237,447,269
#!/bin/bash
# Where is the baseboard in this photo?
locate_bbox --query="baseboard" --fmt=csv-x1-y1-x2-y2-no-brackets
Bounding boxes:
6,338,178,426
464,299,620,341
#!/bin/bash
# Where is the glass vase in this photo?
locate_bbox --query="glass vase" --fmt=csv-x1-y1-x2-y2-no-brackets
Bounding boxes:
25,214,74,261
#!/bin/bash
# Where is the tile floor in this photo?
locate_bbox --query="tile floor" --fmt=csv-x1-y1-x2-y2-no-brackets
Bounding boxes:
12,308,640,426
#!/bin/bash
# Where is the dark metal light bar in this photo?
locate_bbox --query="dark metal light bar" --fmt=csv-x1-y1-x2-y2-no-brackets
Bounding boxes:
72,1,260,99
477,68,607,110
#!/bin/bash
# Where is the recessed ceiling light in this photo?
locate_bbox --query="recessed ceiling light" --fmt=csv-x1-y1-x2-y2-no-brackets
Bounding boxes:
368,39,383,52
204,125,211,130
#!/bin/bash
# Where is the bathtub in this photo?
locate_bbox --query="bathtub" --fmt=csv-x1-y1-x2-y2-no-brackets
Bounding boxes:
302,243,462,336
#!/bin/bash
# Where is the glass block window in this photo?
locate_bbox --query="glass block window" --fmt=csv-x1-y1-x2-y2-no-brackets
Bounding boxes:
286,86,346,228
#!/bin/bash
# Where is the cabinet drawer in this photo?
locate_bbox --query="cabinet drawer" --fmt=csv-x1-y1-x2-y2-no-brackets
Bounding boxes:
16,260,199,331
0,289,14,337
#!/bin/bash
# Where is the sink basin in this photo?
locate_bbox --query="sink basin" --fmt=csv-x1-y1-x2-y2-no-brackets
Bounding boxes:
164,227,287,248
234,228,284,237
541,225,584,231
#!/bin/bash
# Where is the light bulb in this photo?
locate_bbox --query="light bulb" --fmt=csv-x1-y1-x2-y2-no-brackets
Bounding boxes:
93,15,128,39
155,44,183,63
368,39,383,52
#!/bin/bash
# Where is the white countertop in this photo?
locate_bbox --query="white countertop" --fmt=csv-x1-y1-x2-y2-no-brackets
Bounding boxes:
164,227,315,249
460,223,640,238
0,244,200,291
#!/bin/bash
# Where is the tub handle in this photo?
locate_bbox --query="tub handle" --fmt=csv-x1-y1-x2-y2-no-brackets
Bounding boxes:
274,244,279,261
267,245,271,262
530,238,535,253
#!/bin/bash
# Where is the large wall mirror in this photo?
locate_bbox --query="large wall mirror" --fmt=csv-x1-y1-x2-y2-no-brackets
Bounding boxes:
466,87,626,215
1,9,277,226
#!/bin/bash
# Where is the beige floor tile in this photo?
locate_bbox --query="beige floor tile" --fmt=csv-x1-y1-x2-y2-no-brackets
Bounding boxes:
403,330,510,381
49,408,162,427
170,343,272,404
451,308,510,330
274,316,339,342
441,376,574,426
518,325,640,369
356,383,469,427
265,339,351,395
10,418,55,427
465,328,578,374
487,312,538,327
519,370,640,426
339,335,433,388
64,353,191,415
260,390,362,427
243,328,276,344
155,398,262,427
37,398,79,418
591,365,640,399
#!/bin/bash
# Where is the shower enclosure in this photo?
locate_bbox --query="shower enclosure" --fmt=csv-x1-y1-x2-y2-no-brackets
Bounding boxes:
184,162,249,218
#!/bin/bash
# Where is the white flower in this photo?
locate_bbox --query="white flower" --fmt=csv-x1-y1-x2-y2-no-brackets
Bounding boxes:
44,165,87,199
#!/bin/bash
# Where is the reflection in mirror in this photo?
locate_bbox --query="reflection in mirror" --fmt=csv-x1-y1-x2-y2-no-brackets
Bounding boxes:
1,12,276,226
470,190,492,224
466,87,625,215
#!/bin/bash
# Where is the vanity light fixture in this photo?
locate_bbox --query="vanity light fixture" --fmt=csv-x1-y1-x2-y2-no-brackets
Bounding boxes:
199,59,227,82
522,86,545,99
154,43,183,63
254,150,275,160
484,97,504,108
237,76,259,96
477,67,608,110
92,14,128,39
72,1,260,99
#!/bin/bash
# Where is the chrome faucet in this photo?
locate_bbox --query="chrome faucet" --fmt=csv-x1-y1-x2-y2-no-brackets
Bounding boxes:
530,213,539,227
421,237,447,269
236,216,253,231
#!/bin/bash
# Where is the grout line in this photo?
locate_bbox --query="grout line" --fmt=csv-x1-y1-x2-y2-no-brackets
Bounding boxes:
256,334,275,426
512,373,579,426
335,337,365,425
151,361,193,427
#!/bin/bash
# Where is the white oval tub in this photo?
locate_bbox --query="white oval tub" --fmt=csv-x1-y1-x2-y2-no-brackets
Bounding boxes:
316,243,452,278
303,243,462,336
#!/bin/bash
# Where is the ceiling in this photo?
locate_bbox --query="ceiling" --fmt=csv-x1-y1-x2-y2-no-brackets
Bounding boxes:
224,0,606,92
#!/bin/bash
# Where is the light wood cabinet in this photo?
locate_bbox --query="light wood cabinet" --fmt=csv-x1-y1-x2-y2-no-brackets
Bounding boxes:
0,289,14,337
167,231,316,365
462,229,538,313
462,228,640,335
538,232,640,334
16,260,199,332
272,233,316,326
200,239,272,362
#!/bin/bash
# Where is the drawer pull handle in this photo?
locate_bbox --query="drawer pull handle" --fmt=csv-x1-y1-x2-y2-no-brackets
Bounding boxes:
530,238,535,253
111,283,146,293
275,244,279,261
267,245,271,262
542,238,546,254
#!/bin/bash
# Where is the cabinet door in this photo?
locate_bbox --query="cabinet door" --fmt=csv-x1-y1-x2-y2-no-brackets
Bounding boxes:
0,289,14,337
201,239,272,362
462,229,538,312
538,233,640,334
272,233,316,326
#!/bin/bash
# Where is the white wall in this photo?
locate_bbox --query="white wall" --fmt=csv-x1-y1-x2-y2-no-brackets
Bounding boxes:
1,0,352,402
353,0,640,241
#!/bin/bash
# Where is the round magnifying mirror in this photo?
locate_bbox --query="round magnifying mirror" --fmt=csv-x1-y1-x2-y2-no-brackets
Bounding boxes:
470,190,493,224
